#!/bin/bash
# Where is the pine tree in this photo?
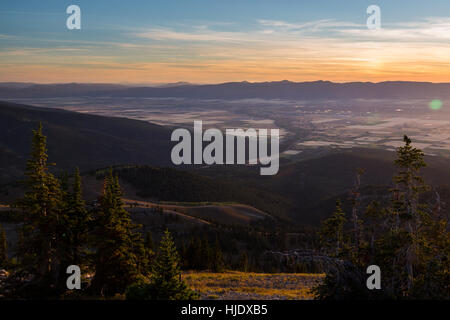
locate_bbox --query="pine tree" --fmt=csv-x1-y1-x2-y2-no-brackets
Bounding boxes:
0,224,7,266
417,215,449,298
16,123,65,290
152,230,182,285
56,167,91,291
91,168,147,297
361,201,388,265
319,199,347,257
67,167,90,263
390,135,429,293
211,236,224,273
125,230,198,300
392,135,428,227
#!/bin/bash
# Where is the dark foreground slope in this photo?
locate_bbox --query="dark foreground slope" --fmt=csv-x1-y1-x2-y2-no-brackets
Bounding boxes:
0,100,173,182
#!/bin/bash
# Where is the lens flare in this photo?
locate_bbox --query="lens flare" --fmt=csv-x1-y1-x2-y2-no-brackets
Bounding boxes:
429,99,443,110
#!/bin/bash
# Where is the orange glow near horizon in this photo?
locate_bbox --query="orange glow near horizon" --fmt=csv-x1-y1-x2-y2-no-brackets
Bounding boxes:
2,59,450,84
2,18,450,84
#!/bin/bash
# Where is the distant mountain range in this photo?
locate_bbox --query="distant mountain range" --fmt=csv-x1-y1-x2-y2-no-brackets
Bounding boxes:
0,81,450,100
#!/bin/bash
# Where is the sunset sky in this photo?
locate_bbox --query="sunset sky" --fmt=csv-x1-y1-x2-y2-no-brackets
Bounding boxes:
1,0,450,84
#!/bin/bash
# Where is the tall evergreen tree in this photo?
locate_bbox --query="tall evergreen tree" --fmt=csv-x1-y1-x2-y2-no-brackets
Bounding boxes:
126,230,198,300
360,201,388,265
390,135,429,293
16,123,65,290
67,167,90,263
56,167,91,290
412,215,450,298
91,168,147,297
319,199,347,257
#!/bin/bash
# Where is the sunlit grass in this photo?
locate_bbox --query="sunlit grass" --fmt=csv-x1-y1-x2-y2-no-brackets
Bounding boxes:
183,271,324,300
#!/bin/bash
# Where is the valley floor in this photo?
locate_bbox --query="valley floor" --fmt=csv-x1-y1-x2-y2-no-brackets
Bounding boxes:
182,271,324,300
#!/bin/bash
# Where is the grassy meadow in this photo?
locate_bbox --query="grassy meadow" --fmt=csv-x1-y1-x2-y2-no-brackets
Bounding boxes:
183,271,324,300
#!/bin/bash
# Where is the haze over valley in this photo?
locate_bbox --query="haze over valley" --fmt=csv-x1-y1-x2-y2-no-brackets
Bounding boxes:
3,81,450,160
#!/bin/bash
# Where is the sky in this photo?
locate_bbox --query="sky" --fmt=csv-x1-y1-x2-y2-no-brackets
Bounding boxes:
1,0,450,84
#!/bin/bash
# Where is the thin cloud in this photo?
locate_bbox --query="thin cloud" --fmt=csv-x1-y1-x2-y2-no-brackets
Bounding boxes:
2,17,450,83
133,28,254,43
257,19,362,31
338,17,450,42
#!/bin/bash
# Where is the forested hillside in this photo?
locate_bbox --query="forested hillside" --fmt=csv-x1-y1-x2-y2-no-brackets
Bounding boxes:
0,101,172,182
